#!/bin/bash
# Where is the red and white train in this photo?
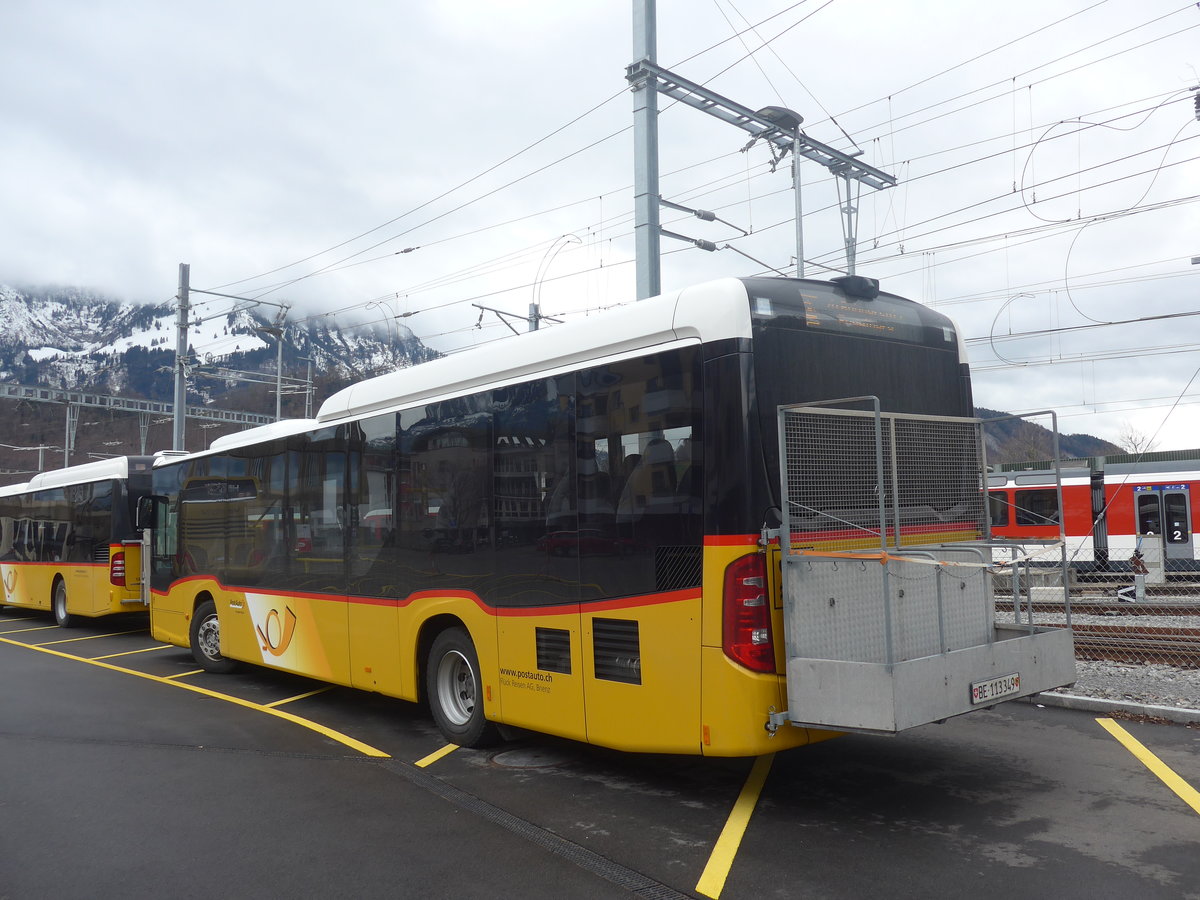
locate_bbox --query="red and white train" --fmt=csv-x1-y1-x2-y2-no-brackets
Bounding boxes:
988,451,1199,573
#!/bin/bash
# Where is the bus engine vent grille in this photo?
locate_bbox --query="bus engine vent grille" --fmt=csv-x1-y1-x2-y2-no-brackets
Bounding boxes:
92,545,111,564
535,627,572,675
592,618,642,685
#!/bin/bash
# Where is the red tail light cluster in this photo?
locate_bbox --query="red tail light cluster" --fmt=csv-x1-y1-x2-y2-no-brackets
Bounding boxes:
722,553,775,672
110,550,126,586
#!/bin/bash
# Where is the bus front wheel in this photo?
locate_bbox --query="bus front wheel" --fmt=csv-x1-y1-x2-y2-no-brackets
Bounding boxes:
52,580,75,628
426,627,498,748
190,599,237,673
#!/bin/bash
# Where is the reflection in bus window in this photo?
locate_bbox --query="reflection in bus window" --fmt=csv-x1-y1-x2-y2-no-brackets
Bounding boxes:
577,349,702,598
349,413,399,599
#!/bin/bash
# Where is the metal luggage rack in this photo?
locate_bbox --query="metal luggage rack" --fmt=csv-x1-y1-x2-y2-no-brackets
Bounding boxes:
773,399,1077,734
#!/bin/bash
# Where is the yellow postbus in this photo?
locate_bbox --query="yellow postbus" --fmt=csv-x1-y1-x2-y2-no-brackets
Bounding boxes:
0,456,155,626
142,276,1074,755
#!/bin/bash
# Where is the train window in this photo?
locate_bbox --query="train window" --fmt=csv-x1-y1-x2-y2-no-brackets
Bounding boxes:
988,492,1009,527
1013,489,1059,526
1136,492,1161,535
1164,492,1190,544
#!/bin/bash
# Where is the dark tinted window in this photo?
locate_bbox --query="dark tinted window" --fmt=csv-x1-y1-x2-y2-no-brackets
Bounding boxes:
1136,492,1161,535
492,376,577,607
576,348,702,598
1014,489,1059,526
224,439,290,589
288,427,346,595
746,278,971,515
989,492,1010,528
31,489,69,562
74,481,113,563
1165,492,1190,544
395,394,494,599
349,413,399,600
0,492,20,561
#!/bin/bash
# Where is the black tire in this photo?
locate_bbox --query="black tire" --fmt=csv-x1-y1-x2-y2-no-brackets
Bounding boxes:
426,627,499,748
52,580,75,628
189,599,238,673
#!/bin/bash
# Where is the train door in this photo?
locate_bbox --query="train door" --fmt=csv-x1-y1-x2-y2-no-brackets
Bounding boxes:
1163,489,1193,562
1135,487,1194,563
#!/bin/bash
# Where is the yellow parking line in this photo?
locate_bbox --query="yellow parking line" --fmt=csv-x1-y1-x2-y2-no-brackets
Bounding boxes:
38,630,147,646
0,636,390,759
1096,718,1200,815
415,743,459,768
91,645,173,660
163,669,204,680
0,615,39,622
264,687,334,708
0,625,60,635
695,753,775,898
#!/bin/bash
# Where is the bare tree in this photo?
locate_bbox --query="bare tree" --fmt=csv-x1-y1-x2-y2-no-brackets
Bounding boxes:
1116,421,1157,455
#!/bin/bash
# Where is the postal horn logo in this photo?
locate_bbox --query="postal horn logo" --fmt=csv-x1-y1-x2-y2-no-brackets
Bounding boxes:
256,606,298,657
2,567,16,596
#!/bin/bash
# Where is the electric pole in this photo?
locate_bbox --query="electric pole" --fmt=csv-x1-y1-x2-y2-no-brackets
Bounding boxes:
631,0,661,299
173,263,190,451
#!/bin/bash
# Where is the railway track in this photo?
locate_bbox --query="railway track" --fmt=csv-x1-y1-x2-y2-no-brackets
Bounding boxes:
1064,624,1200,667
996,601,1200,617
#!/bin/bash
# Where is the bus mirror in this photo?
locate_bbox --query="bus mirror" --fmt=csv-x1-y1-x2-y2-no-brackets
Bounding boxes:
136,495,165,530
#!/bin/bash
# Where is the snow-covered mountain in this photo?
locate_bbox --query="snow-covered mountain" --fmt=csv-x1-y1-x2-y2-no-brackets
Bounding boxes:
0,284,437,407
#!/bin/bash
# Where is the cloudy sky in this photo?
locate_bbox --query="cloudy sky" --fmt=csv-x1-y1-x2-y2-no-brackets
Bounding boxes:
2,1,1198,449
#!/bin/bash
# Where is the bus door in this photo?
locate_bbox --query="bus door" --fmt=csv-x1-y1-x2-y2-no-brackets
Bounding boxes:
137,494,169,605
347,416,404,694
493,380,587,742
268,432,352,685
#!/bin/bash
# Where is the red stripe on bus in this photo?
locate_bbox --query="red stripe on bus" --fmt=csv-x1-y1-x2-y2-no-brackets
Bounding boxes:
150,579,697,616
703,534,758,546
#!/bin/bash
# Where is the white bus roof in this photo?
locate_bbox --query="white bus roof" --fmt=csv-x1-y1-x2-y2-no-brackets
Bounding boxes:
152,417,324,468
206,418,324,454
25,456,150,491
316,277,753,424
0,481,30,498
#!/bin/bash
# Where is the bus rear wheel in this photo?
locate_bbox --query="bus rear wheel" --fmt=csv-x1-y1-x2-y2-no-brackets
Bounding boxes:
190,599,237,673
426,627,498,748
52,580,75,628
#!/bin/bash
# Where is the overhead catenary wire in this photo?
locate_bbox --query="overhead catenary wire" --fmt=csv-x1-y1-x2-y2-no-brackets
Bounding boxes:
295,92,1197,320
207,2,821,299
175,3,1190,432
201,5,1195,326
287,77,1196,318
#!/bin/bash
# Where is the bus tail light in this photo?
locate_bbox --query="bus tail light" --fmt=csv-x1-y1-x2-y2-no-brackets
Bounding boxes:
110,550,127,586
722,553,775,673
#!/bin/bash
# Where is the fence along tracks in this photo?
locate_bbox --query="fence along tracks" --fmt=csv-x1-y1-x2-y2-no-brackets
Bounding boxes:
1068,624,1200,667
995,595,1200,667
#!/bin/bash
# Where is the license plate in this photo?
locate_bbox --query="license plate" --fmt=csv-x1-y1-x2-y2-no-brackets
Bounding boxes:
970,672,1021,704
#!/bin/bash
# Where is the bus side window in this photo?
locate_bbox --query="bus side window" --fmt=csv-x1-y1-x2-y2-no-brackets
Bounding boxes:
1014,489,1059,526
